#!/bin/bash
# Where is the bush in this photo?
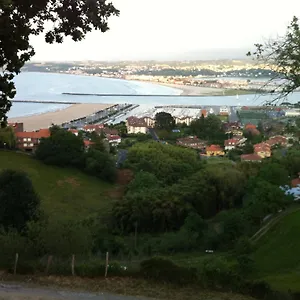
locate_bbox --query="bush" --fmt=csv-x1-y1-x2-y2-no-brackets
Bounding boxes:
234,237,254,255
140,257,197,284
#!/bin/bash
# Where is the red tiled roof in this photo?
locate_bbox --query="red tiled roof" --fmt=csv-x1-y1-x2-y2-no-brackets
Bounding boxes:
206,144,223,152
241,154,262,161
16,129,50,139
291,178,300,187
84,140,94,147
107,135,121,141
68,129,78,134
245,123,257,129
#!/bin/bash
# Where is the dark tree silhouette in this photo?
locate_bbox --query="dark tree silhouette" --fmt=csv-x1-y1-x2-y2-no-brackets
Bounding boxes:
0,169,40,231
155,112,175,131
0,0,119,126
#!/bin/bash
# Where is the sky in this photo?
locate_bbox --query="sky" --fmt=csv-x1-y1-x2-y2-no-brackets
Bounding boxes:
30,0,300,61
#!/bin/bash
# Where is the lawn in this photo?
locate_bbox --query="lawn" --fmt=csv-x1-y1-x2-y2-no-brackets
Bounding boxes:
0,151,114,221
252,209,300,292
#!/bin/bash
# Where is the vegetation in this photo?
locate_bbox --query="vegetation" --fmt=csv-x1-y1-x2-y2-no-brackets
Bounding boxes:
248,16,300,102
0,151,113,221
0,0,119,126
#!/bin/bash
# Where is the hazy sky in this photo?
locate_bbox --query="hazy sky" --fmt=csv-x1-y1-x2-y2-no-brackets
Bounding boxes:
30,0,300,61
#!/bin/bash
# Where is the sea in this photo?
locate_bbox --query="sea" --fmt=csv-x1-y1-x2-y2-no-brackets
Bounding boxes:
8,72,300,118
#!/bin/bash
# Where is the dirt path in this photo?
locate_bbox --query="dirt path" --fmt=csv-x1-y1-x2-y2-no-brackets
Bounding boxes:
0,283,152,300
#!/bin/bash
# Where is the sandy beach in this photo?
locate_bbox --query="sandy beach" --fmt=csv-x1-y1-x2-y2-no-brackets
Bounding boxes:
8,103,114,131
154,82,225,96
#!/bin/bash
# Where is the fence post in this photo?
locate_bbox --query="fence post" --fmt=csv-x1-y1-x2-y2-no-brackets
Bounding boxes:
14,253,19,275
71,254,75,276
45,255,53,275
105,252,109,278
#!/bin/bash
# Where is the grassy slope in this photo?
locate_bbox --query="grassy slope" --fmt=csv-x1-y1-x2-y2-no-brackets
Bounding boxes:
0,151,113,221
252,209,300,292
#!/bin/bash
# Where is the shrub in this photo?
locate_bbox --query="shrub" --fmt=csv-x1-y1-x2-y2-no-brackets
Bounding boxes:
140,257,197,284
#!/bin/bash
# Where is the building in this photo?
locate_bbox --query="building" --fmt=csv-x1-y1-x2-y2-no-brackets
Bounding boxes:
291,173,300,188
126,117,148,134
285,109,300,117
15,129,50,151
68,129,79,136
8,122,24,133
144,117,155,128
245,123,257,130
206,144,225,156
107,135,122,146
174,116,194,126
224,139,239,151
200,109,208,118
83,124,104,133
254,142,271,158
84,140,94,150
102,127,119,137
265,135,288,147
177,136,206,150
240,154,262,162
219,107,229,116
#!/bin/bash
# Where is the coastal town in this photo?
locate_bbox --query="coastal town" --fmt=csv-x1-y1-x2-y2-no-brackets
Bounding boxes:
6,103,300,165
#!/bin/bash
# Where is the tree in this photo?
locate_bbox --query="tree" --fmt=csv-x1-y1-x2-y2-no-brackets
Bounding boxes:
35,127,84,167
155,112,175,131
0,0,119,126
247,16,300,102
0,125,15,148
84,148,116,183
0,169,40,231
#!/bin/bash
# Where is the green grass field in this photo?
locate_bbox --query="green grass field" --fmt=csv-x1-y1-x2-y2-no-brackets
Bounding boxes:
0,151,113,221
252,209,300,292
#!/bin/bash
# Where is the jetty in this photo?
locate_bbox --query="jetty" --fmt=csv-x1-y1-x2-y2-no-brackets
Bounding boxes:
62,92,205,97
11,99,81,105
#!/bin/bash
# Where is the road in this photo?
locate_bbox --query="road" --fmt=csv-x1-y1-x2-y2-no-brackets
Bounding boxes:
0,283,151,300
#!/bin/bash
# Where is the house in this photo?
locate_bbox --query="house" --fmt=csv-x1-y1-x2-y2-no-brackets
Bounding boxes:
265,135,288,147
240,154,262,162
254,142,271,158
174,116,194,126
126,117,148,134
83,124,104,133
68,129,79,136
291,173,300,188
232,129,244,138
224,139,240,151
102,127,119,137
107,135,122,146
245,127,260,136
177,136,206,150
144,116,155,127
15,129,50,152
84,139,94,150
206,144,225,156
8,122,24,133
219,107,229,116
245,123,257,130
200,109,208,118
223,121,241,133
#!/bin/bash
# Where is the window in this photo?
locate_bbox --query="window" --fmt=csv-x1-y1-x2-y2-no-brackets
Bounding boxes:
24,143,28,147
27,138,31,142
23,138,27,141
30,143,34,147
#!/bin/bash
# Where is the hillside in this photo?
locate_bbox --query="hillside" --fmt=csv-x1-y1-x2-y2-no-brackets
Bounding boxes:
0,151,113,221
252,209,300,292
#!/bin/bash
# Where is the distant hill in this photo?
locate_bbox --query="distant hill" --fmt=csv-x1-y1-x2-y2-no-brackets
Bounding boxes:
0,151,113,221
252,209,300,292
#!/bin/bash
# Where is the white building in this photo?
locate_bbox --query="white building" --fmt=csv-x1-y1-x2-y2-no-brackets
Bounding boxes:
126,116,148,134
285,109,300,117
107,135,122,146
174,116,194,126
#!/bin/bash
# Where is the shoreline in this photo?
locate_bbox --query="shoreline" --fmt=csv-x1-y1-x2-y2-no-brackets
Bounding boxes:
8,103,114,131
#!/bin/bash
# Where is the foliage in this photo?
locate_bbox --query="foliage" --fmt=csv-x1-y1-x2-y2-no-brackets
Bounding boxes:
190,114,226,142
140,257,197,284
84,149,116,183
155,112,175,131
247,16,300,102
0,169,40,231
0,0,119,126
125,141,200,185
126,171,161,193
0,126,15,148
35,127,84,167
